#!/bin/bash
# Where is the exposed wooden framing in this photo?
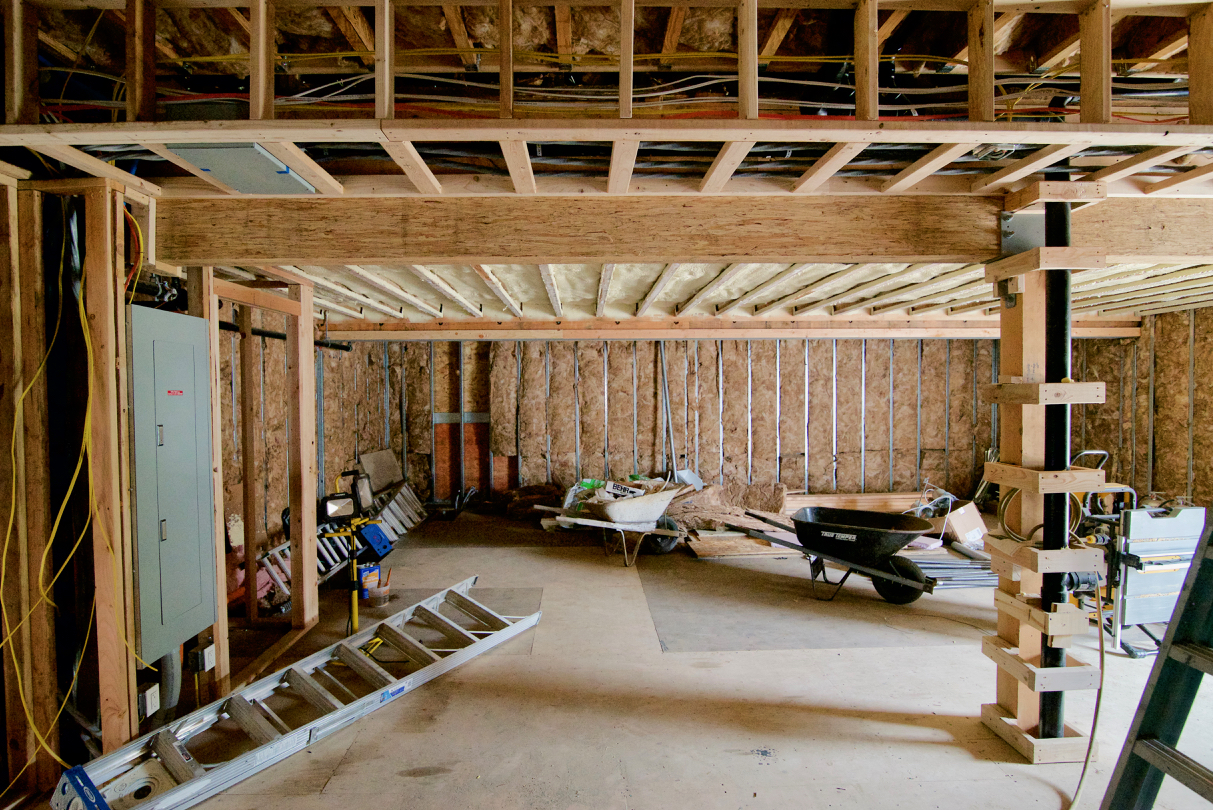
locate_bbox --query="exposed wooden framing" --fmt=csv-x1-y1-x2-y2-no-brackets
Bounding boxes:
909,286,989,314
500,140,536,193
538,264,563,316
110,6,181,61
1073,263,1210,301
249,0,276,120
185,266,231,698
375,0,396,119
286,282,319,629
621,0,635,118
226,7,252,34
499,0,513,117
968,0,995,121
870,276,987,314
1003,180,1106,211
969,143,1090,193
38,29,80,62
1127,23,1188,72
340,264,443,316
259,142,344,195
738,0,759,119
125,0,157,121
596,263,615,316
833,264,982,315
636,263,680,316
675,263,751,314
985,246,1106,282
661,7,686,67
1036,25,1081,71
792,142,871,193
716,262,807,315
881,143,979,192
1079,0,1112,123
855,0,879,121
760,8,798,65
214,278,304,316
314,295,365,318
1135,289,1213,314
799,262,938,314
1143,161,1213,193
442,6,478,68
955,11,1020,62
947,297,1000,314
608,140,639,194
140,143,239,194
382,141,443,194
983,381,1105,405
754,264,872,316
985,461,1105,493
237,303,261,625
408,264,482,315
5,0,37,124
1191,5,1213,125
471,264,522,316
327,7,375,66
700,142,754,193
878,9,909,48
1080,275,1213,312
28,144,162,197
84,187,139,749
283,265,404,317
554,5,573,63
1082,145,1195,183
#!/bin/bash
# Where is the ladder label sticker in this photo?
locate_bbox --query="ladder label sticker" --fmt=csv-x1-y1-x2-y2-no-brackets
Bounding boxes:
382,678,415,702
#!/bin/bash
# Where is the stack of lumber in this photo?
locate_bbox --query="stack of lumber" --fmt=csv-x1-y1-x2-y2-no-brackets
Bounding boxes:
783,492,923,515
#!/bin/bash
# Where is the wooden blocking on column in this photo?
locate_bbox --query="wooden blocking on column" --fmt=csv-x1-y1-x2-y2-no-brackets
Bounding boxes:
1079,0,1111,124
1003,181,1107,213
287,284,318,629
982,381,1105,405
1192,5,1213,125
981,703,1098,765
985,247,1106,284
375,0,396,118
982,637,1100,691
967,0,995,122
125,0,157,121
983,461,1105,493
854,0,879,121
249,0,276,120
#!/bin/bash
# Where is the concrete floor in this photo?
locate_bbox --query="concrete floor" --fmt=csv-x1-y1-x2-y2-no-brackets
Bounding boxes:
200,513,1213,810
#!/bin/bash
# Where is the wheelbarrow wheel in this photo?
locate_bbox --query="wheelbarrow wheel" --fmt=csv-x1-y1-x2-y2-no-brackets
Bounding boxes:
872,557,926,605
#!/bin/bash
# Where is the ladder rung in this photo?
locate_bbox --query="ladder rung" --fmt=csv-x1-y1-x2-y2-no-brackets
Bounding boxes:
335,643,396,688
375,623,442,666
151,730,205,784
1134,739,1213,803
1170,642,1213,676
415,605,480,646
225,694,282,746
285,667,344,712
445,590,510,631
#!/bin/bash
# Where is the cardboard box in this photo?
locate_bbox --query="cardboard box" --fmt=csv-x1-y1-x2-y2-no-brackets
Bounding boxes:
929,500,987,547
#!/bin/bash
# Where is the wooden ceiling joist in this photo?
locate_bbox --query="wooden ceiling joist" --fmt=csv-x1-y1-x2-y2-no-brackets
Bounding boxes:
538,264,563,316
596,263,615,316
1083,145,1195,183
911,287,990,314
870,277,988,314
881,143,979,193
754,264,873,316
759,8,798,65
326,6,375,66
471,264,523,317
608,140,639,194
314,295,365,319
878,9,910,48
830,264,983,315
700,142,754,193
792,142,871,194
636,263,681,316
1144,161,1213,194
382,141,443,194
260,143,344,195
500,140,536,194
715,263,807,315
675,263,751,314
340,264,443,317
796,262,942,315
29,144,162,196
1073,263,1206,301
408,264,482,315
969,143,1090,193
284,265,403,317
141,143,238,194
660,7,686,68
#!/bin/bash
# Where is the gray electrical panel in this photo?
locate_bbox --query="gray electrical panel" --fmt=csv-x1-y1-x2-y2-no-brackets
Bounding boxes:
128,306,217,663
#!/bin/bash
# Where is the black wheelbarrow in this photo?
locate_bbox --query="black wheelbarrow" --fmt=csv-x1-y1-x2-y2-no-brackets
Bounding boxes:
789,506,938,604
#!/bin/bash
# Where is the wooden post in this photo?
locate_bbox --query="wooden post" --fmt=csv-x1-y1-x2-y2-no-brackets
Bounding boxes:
498,0,513,118
967,0,995,122
238,304,261,623
286,284,319,629
1190,5,1213,125
620,0,634,119
375,0,396,119
1079,0,1112,124
186,266,231,697
84,186,139,750
854,0,879,121
249,0,276,120
737,0,759,120
125,0,157,121
4,0,38,124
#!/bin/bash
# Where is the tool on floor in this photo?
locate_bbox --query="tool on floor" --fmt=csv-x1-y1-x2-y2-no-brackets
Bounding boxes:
51,577,541,810
1100,522,1213,809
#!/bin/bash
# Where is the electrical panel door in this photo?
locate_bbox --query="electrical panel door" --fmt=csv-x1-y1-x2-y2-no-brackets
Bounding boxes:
129,306,217,663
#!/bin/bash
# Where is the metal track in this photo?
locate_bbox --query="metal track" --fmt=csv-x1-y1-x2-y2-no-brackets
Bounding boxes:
53,577,540,810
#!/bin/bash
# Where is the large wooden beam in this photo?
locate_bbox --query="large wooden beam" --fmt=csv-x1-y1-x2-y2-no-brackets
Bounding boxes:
156,195,1001,264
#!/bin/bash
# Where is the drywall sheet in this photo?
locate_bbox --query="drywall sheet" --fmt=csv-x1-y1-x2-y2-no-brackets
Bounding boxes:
489,341,518,457
720,340,749,487
607,341,635,479
697,340,721,485
891,340,920,491
808,340,834,492
665,341,689,472
750,340,779,485
864,339,891,494
577,341,607,480
403,342,432,455
778,339,807,490
1153,312,1190,497
519,341,548,485
635,341,661,476
834,339,862,493
548,341,578,487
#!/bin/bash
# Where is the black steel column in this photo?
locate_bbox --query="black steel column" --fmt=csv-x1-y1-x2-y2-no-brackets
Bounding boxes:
1040,194,1073,739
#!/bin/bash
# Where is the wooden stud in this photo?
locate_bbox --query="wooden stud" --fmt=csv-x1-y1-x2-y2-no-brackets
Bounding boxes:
760,8,797,66
608,140,639,195
983,461,1106,494
442,6,477,68
499,0,513,118
186,266,232,697
738,0,759,119
981,381,1105,405
538,264,562,316
970,143,1090,193
700,142,753,193
286,283,319,629
968,0,995,122
854,0,879,121
1079,0,1112,124
596,263,615,316
984,247,1106,283
259,143,344,196
1191,5,1213,125
382,142,442,194
375,0,396,119
661,7,686,67
554,5,573,64
4,0,37,124
1003,180,1107,212
676,263,751,314
409,264,481,315
500,140,536,194
341,264,442,317
620,0,634,118
471,264,522,317
214,278,304,317
636,262,680,316
125,0,157,121
238,303,261,626
792,142,870,194
881,143,979,193
249,0,276,120
1083,145,1195,183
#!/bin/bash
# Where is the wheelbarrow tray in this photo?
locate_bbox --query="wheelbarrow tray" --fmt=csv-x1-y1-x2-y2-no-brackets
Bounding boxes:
791,506,936,569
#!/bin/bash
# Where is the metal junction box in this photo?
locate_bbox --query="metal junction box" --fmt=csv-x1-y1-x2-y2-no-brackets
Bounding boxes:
128,306,217,663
